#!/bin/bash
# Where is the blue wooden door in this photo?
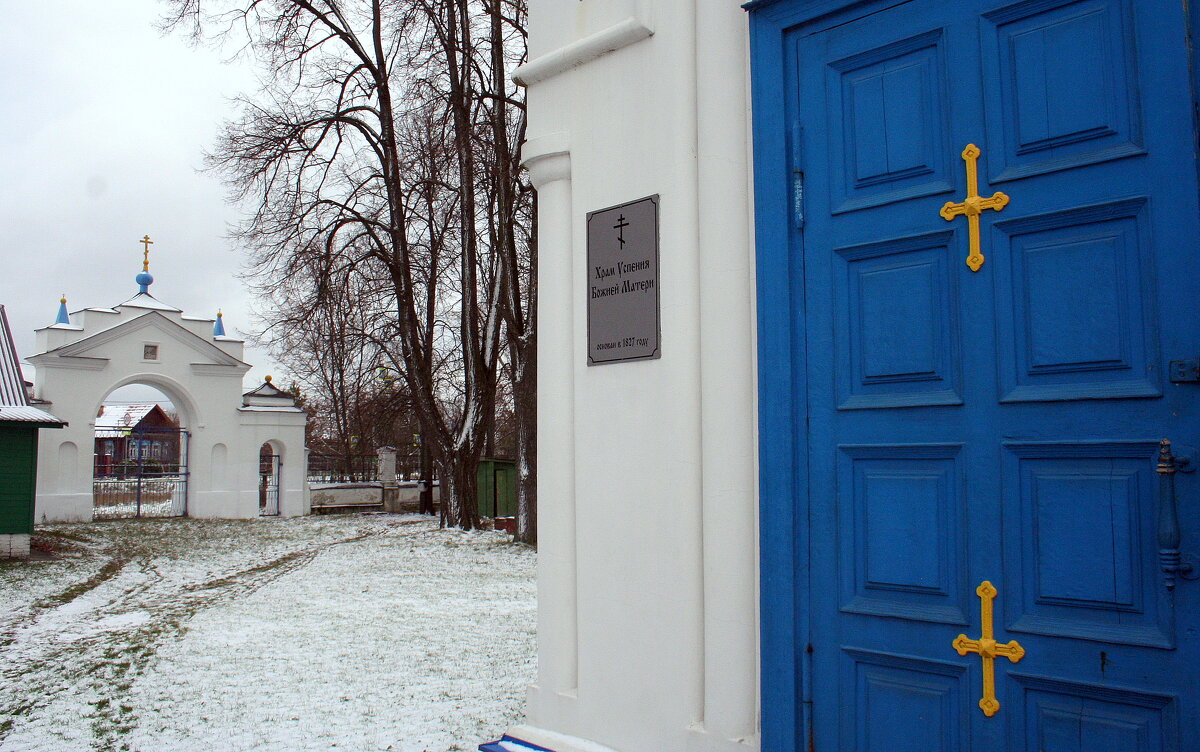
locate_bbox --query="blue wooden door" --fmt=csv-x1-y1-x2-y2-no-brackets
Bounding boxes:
750,0,1200,749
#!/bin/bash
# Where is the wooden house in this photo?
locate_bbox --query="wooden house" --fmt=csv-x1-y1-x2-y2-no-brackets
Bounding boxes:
93,403,180,476
0,305,64,557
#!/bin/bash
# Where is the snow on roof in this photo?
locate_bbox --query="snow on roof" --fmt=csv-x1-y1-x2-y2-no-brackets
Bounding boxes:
242,377,297,408
94,403,169,431
0,305,27,407
116,292,182,312
238,405,304,413
242,379,292,398
0,405,67,425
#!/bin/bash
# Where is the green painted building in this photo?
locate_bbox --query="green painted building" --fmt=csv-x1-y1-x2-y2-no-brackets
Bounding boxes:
0,305,64,557
477,457,517,519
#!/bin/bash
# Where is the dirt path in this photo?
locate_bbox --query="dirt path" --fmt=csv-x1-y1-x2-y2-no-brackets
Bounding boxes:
0,517,394,750
0,515,534,752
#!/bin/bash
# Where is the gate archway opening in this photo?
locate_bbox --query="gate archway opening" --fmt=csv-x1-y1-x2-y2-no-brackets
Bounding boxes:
92,382,189,520
258,441,281,517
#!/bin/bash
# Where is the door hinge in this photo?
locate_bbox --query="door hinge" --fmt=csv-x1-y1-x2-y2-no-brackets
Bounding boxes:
1169,358,1200,383
791,122,805,229
793,171,806,229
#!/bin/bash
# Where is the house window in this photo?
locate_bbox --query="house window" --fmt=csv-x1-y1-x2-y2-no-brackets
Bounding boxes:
143,344,159,360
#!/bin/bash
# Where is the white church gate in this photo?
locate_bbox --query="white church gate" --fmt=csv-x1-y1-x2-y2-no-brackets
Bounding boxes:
93,427,189,520
30,240,310,522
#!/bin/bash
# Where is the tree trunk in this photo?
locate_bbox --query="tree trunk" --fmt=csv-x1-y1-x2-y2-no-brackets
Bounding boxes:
438,453,481,531
512,351,536,545
418,442,434,515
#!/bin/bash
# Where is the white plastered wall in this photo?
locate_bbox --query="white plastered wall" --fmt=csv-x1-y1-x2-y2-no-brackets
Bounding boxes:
29,302,307,521
515,2,759,751
233,413,310,517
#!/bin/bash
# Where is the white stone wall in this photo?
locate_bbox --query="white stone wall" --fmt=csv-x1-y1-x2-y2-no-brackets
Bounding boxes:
517,2,759,751
311,485,382,507
0,533,31,559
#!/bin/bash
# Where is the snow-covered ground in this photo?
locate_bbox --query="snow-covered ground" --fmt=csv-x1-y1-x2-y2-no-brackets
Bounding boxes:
0,514,535,752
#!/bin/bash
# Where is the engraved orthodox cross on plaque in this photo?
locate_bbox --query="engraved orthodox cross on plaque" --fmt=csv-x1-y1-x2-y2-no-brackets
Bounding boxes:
613,214,629,249
953,581,1025,717
940,144,1008,271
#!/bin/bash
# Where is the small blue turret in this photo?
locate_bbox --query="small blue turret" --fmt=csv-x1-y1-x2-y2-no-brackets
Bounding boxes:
55,295,70,325
214,310,226,337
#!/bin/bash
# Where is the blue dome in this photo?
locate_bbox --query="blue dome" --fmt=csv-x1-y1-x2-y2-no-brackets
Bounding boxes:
136,270,154,293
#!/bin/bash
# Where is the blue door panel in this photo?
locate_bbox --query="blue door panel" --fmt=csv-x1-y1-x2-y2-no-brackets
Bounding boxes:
1002,442,1173,649
981,0,1145,183
827,29,955,212
749,0,1200,749
833,232,964,408
844,648,969,752
838,444,968,624
1007,675,1177,752
991,199,1160,401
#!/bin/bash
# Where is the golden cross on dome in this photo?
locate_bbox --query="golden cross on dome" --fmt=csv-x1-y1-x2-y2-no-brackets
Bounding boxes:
140,235,154,271
940,145,1009,272
953,581,1025,717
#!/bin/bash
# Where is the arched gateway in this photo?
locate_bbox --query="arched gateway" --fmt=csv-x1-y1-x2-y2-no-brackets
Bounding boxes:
27,240,308,521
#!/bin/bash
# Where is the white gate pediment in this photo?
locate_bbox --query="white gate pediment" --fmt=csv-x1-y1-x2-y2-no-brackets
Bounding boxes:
32,311,249,371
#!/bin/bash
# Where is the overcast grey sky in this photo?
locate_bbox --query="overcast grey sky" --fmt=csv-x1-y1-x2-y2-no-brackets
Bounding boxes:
0,1,279,391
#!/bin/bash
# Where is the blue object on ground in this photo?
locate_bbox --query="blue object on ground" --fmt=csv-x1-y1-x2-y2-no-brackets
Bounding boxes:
479,735,556,752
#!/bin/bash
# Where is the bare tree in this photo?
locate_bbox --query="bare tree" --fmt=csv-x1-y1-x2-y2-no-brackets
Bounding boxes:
479,0,534,543
257,260,386,478
163,0,530,531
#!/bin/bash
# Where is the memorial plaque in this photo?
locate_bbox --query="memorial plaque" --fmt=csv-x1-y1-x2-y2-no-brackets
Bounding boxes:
586,195,661,365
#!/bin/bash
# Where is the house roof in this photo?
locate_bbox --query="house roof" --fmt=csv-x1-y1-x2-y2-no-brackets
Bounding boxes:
242,379,292,399
0,406,68,426
116,292,182,313
95,403,157,430
0,306,25,407
0,305,66,426
94,403,176,436
242,376,301,409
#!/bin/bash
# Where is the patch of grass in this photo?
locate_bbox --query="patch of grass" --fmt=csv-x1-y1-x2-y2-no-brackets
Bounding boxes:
32,556,128,612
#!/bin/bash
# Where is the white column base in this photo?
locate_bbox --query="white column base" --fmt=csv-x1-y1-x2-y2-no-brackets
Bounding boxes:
501,725,621,752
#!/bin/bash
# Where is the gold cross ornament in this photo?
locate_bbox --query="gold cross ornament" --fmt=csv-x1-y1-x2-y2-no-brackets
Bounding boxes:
953,581,1024,717
940,144,1008,271
140,234,154,271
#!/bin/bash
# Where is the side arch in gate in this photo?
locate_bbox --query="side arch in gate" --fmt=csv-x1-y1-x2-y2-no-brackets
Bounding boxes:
258,440,283,516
